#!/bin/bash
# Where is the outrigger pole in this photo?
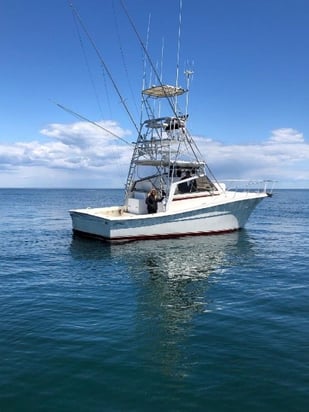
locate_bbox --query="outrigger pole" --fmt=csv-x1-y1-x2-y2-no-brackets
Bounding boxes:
68,1,140,135
53,101,132,147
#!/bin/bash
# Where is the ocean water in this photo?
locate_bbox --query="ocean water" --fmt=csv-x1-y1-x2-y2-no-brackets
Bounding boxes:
0,188,308,412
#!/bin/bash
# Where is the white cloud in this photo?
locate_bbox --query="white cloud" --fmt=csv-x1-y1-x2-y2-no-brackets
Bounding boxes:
1,120,131,165
0,120,134,188
0,123,308,188
195,127,309,186
40,120,130,148
268,128,304,144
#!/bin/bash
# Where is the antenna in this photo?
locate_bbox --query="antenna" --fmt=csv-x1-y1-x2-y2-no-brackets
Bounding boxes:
160,37,165,83
184,65,194,115
175,0,183,88
142,13,151,92
175,0,183,113
120,0,182,120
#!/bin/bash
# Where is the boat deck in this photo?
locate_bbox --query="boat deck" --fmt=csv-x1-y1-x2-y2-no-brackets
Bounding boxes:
70,189,268,221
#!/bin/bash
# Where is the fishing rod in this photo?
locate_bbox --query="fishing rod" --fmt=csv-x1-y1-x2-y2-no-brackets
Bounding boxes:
68,1,140,136
53,101,132,147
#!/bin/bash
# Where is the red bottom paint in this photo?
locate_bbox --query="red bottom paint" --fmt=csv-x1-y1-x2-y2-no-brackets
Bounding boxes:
72,228,240,244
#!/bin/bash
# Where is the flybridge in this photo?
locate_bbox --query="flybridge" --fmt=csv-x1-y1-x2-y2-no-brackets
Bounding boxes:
143,115,188,130
142,85,186,98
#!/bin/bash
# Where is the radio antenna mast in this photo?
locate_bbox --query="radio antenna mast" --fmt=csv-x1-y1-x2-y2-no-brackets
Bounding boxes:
175,0,183,112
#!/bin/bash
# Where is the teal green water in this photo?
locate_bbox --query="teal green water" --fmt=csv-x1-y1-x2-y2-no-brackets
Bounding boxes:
0,189,308,411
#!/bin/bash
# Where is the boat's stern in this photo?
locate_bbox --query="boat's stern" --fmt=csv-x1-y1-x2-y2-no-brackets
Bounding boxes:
69,206,124,239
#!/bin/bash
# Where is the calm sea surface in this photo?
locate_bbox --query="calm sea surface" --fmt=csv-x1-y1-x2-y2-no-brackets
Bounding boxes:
0,188,308,411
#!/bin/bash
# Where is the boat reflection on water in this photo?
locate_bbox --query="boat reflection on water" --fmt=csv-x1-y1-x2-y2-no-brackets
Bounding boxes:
117,233,241,319
70,231,242,285
70,232,245,376
120,234,243,375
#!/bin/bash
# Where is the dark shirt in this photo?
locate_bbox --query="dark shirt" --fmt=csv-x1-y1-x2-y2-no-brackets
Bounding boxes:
145,194,162,213
178,176,197,193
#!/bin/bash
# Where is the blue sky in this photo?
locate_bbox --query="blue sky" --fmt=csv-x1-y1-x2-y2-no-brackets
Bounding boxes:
1,0,308,188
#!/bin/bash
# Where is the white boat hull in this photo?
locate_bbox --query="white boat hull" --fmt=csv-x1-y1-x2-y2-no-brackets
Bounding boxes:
70,192,267,242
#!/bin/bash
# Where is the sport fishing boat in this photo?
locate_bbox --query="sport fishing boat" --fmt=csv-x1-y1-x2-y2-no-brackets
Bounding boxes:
70,76,273,242
69,5,273,243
